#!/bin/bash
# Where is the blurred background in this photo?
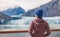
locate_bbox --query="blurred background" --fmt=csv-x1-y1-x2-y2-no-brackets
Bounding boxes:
0,0,60,37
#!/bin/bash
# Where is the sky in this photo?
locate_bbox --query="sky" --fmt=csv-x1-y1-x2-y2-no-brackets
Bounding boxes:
0,0,51,11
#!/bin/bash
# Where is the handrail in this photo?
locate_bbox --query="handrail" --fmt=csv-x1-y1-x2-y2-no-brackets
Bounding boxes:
0,29,60,33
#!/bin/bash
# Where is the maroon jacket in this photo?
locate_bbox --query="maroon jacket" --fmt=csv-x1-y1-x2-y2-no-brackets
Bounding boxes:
29,18,51,37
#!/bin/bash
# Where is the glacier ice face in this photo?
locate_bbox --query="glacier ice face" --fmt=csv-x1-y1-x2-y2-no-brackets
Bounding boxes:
10,17,60,25
0,17,60,30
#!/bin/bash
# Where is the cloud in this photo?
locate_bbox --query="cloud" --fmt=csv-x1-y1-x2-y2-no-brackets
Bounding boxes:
0,0,51,11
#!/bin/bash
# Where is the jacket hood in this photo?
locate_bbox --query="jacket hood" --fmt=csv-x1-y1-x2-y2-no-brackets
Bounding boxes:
34,18,44,25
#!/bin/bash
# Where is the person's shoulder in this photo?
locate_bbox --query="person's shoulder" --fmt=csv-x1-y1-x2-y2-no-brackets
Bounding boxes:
42,19,48,24
31,20,35,23
42,19,47,22
31,19,36,24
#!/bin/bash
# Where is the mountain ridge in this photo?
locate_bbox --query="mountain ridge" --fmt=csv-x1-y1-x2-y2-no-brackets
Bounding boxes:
24,0,60,17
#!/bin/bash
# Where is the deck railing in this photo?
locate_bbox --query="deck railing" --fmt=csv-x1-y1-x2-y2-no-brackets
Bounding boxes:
0,29,60,33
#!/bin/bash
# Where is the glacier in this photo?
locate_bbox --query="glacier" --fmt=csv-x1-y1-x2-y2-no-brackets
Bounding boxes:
0,16,60,31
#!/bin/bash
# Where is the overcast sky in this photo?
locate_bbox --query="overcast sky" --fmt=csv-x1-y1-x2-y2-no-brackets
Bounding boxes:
0,0,51,11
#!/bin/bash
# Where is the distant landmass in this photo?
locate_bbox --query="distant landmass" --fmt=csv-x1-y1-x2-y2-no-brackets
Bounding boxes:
0,6,25,24
3,6,25,16
0,0,60,24
24,0,60,17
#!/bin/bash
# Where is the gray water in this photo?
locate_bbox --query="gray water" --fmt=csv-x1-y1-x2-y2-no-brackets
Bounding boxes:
0,31,60,37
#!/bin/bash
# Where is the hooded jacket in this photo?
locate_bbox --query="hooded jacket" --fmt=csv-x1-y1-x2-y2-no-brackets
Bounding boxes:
29,18,51,37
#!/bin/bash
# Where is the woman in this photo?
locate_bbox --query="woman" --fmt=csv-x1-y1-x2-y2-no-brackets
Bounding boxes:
29,9,51,37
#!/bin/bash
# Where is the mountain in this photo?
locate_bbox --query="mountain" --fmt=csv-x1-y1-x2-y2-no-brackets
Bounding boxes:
3,6,25,16
0,6,25,24
0,12,11,24
24,0,60,17
0,12,11,19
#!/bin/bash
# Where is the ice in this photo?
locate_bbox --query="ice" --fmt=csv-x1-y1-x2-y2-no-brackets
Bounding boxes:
10,17,60,25
0,16,60,31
